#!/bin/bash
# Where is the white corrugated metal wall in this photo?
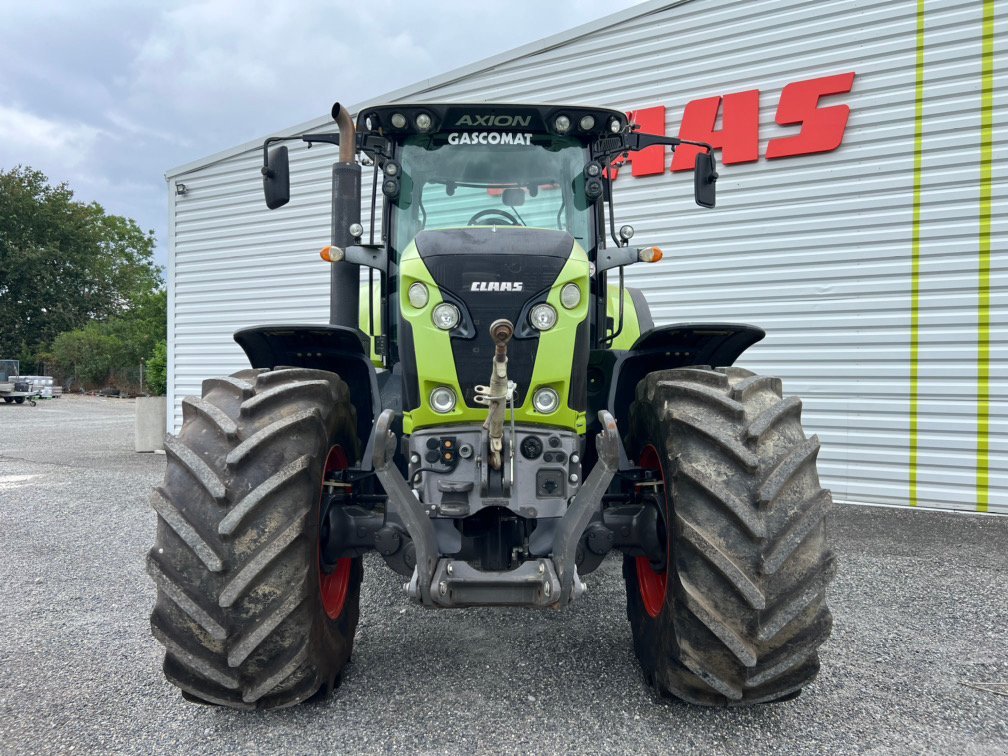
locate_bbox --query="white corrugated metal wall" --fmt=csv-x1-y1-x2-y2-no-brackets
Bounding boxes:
166,0,1004,513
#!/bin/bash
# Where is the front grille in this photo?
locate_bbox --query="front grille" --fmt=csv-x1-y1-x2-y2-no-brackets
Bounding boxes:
416,228,572,408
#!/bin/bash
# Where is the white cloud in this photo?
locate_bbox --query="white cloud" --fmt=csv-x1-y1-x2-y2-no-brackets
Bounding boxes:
0,104,104,168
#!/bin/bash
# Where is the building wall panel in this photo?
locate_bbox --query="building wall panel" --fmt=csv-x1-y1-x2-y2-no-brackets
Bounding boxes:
167,0,1004,513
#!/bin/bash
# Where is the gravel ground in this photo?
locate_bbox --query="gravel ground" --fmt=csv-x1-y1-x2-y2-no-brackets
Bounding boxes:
0,396,1005,755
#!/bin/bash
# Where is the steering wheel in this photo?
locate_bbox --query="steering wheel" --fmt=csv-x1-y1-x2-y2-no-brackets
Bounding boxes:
467,208,521,226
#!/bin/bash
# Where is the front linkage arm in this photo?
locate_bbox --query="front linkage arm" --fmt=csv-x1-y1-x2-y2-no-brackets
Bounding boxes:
553,410,621,605
371,409,439,605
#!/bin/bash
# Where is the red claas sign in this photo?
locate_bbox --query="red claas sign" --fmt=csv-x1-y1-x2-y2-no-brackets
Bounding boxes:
611,72,856,176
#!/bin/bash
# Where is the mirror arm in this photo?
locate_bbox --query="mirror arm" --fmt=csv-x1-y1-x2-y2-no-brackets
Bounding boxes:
591,133,715,161
678,138,714,152
261,131,358,174
261,136,290,174
627,133,714,154
302,132,342,149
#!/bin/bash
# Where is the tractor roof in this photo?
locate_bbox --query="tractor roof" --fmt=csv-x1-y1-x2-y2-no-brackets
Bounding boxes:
356,103,629,144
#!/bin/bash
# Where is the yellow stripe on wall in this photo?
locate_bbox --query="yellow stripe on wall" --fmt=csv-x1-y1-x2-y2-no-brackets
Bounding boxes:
977,0,995,512
909,0,926,507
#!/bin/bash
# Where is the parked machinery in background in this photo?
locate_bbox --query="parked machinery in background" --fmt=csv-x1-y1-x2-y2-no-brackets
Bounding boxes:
0,360,38,406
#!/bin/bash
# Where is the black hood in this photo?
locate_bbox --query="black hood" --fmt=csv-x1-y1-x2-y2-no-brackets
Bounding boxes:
414,227,575,260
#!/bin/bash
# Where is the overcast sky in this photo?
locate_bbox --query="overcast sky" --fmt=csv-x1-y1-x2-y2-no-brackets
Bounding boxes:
0,0,643,271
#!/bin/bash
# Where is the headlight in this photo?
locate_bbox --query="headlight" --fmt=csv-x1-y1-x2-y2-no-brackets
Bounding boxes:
430,387,457,413
529,303,557,331
560,283,581,310
533,388,560,414
432,302,460,330
408,282,429,308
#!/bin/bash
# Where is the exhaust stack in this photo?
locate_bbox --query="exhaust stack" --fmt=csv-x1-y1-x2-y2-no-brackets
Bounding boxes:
329,102,361,329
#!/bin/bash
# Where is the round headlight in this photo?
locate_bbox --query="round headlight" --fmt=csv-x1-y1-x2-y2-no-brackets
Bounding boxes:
348,222,364,238
609,117,622,133
533,388,560,414
408,282,429,308
579,115,595,131
560,283,581,310
415,112,433,131
430,387,457,414
529,303,558,331
554,115,571,134
384,161,400,177
432,302,460,330
390,112,407,129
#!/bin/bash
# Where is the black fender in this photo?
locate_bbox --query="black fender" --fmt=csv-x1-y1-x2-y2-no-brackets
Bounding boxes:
234,324,381,459
587,323,765,466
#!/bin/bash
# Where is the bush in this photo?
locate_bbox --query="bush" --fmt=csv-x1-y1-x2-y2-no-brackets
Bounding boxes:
146,339,167,396
48,326,121,389
43,288,166,392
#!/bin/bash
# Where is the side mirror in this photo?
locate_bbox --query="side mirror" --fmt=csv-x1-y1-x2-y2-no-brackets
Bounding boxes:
694,151,718,209
263,145,290,209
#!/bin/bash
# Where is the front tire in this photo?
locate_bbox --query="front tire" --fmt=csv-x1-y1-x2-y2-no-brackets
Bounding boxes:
623,367,835,705
147,367,363,709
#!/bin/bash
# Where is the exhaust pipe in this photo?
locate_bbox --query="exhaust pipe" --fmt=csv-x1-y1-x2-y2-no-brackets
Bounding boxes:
329,101,361,329
331,102,357,163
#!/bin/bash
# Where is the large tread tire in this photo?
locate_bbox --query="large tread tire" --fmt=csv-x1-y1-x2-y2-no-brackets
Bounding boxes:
147,367,363,709
623,366,835,706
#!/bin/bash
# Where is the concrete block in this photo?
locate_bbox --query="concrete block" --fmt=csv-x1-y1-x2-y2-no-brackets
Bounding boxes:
135,396,167,452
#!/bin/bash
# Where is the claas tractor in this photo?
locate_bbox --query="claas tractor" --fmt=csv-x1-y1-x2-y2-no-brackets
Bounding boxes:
148,102,834,709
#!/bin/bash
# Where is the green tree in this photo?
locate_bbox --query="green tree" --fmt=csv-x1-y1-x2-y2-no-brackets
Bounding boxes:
0,166,162,365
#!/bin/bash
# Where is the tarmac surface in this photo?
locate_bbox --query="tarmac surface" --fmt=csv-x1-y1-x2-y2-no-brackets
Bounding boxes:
0,395,1005,754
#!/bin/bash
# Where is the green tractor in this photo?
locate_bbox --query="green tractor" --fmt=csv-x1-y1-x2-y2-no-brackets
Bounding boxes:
148,102,834,709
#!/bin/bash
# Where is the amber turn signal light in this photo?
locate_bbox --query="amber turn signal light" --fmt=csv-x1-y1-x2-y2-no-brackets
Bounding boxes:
320,245,345,262
638,246,663,263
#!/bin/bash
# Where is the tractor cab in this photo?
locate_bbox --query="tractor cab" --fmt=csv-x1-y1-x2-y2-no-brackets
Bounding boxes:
355,103,628,259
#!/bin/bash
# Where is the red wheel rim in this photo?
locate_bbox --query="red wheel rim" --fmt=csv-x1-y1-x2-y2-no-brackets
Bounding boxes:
319,445,352,620
636,444,668,619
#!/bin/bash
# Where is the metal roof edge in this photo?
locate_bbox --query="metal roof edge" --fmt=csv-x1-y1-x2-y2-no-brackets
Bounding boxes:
165,0,681,180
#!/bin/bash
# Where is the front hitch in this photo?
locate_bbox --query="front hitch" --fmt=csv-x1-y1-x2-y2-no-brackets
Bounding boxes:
369,405,621,608
477,318,514,470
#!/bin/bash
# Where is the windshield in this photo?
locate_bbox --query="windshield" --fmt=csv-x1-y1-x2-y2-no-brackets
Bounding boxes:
391,134,591,256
